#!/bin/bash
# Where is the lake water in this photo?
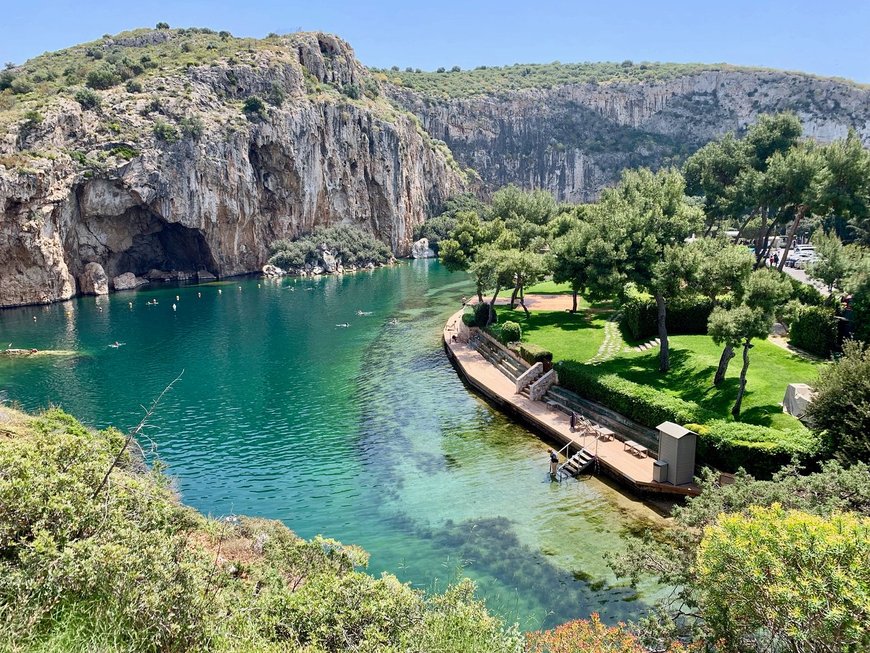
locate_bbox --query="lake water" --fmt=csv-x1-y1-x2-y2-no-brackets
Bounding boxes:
0,260,665,630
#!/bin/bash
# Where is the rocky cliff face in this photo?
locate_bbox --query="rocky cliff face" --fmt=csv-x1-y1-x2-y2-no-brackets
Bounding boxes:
0,32,465,307
390,70,870,202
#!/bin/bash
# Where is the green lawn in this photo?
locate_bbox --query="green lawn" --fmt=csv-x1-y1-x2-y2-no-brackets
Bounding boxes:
497,306,611,364
584,336,820,430
524,280,574,294
501,304,823,431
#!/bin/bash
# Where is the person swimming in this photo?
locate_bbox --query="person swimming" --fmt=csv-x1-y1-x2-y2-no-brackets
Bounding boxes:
336,323,350,328
356,310,373,316
109,341,125,348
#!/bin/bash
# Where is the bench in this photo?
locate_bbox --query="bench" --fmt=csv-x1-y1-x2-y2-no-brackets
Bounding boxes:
596,427,614,442
623,440,648,457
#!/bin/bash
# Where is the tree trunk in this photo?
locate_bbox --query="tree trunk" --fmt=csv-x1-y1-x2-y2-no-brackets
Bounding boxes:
519,283,530,316
509,281,520,309
487,285,501,327
731,339,752,418
713,344,735,386
735,210,757,242
777,205,806,272
754,209,768,267
655,292,669,373
571,288,578,313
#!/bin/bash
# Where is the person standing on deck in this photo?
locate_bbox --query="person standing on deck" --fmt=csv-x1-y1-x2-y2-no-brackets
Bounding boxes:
548,449,559,477
569,411,577,432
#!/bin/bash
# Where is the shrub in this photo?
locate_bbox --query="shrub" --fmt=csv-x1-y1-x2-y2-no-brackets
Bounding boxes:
790,305,838,357
74,87,101,110
687,421,820,478
242,95,266,120
500,321,522,344
179,115,204,139
156,21,170,29
125,79,143,93
342,83,360,99
110,145,139,160
474,302,496,327
152,120,178,143
788,277,824,306
0,69,15,91
620,287,714,341
22,110,43,128
462,312,477,328
10,76,33,94
519,343,553,365
267,82,285,107
86,64,120,89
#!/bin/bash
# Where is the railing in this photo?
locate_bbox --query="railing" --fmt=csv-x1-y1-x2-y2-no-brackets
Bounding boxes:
529,369,558,401
515,362,543,393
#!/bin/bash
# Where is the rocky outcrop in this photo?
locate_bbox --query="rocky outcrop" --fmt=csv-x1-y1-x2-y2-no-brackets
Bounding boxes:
390,70,870,202
0,32,465,307
79,262,109,295
112,272,148,291
411,237,435,259
262,264,285,277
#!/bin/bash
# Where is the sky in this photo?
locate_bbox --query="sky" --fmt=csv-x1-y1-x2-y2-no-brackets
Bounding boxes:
3,0,869,83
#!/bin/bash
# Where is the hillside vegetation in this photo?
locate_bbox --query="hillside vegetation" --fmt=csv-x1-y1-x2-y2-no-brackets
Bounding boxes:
377,61,867,99
0,406,521,653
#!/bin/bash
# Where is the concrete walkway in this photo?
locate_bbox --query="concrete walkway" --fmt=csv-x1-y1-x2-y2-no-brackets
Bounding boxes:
444,310,699,496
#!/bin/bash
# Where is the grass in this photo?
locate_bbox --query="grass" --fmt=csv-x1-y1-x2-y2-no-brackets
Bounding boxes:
497,305,611,364
497,302,823,430
524,280,574,294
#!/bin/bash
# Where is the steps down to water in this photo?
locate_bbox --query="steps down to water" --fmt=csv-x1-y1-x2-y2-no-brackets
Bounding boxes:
558,448,595,480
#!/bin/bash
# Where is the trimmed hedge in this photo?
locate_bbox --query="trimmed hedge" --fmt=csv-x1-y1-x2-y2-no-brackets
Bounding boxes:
790,305,838,358
473,302,496,327
687,421,821,479
461,312,476,328
519,343,553,365
555,361,817,477
620,289,715,341
554,361,710,426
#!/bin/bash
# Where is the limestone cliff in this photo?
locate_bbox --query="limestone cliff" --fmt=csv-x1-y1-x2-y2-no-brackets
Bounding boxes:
388,68,870,202
0,31,466,307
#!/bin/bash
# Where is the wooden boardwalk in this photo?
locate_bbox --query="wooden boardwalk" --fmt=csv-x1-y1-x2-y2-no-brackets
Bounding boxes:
443,310,700,497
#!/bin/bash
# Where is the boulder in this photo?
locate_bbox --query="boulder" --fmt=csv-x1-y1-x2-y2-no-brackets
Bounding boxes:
112,272,148,291
79,262,109,296
770,322,788,337
146,269,172,281
262,264,285,277
197,270,217,282
783,383,815,419
311,266,324,275
321,250,337,273
411,237,435,259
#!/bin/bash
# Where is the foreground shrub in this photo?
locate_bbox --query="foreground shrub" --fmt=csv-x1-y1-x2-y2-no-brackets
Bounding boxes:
74,87,101,110
697,505,870,653
789,304,838,357
474,301,496,327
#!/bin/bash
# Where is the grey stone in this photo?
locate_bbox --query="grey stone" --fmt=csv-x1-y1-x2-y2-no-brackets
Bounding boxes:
79,262,109,295
112,272,148,291
411,237,435,259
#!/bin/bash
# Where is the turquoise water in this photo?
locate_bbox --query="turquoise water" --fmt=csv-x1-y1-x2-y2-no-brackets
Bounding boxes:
0,260,664,630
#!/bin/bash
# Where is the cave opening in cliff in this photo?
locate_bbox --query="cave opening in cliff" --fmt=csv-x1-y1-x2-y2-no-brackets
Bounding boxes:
111,221,217,279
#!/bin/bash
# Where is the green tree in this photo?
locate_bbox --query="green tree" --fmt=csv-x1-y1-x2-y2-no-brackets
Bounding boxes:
591,168,703,371
805,339,870,464
807,228,849,291
697,505,870,653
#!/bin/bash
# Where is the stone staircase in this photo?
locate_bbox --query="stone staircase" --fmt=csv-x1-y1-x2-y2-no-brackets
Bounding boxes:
467,333,527,382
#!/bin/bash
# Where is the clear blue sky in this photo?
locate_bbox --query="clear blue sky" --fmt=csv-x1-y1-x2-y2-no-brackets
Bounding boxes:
4,0,869,83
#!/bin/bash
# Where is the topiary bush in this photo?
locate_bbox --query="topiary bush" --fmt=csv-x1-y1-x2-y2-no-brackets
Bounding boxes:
519,343,553,365
499,321,521,344
474,302,496,328
790,305,838,358
620,287,714,341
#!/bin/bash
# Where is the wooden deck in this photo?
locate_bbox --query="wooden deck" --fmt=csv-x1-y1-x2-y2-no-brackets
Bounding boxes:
443,310,700,497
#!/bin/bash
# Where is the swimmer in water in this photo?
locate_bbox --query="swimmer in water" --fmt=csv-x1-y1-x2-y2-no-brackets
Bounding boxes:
197,292,202,298
336,323,350,328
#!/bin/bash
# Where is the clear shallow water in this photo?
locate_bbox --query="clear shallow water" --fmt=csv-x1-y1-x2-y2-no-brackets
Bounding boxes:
0,260,664,630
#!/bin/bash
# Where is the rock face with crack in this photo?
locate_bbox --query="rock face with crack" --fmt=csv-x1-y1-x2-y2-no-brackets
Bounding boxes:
0,32,467,307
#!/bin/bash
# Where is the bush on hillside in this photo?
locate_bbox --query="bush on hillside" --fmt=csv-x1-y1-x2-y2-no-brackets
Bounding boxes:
790,305,838,357
268,225,392,272
0,407,522,651
74,87,101,110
